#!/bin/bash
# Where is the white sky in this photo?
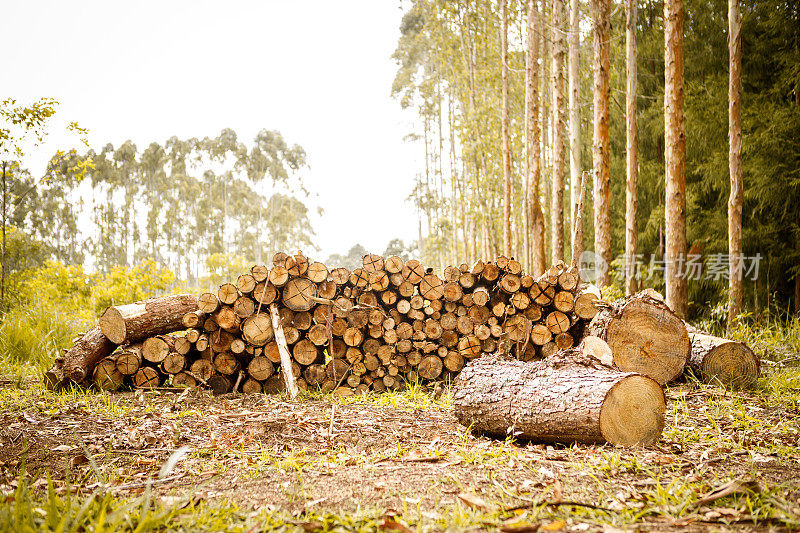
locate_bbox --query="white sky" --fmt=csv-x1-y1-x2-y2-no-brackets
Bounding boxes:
1,0,421,260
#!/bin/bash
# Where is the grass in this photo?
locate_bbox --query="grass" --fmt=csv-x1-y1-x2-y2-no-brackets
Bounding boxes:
0,301,86,374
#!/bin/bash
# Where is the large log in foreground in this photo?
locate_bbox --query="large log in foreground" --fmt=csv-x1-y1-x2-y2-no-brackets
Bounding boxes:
587,291,690,384
99,294,199,344
687,327,760,388
452,341,666,446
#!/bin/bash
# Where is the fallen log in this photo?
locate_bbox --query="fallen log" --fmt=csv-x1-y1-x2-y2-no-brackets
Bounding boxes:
586,291,690,384
686,327,760,388
60,326,117,385
452,340,666,446
99,294,199,345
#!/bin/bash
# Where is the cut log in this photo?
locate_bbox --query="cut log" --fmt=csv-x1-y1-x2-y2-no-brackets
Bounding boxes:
99,294,199,345
687,328,760,388
587,292,690,384
242,314,274,346
142,335,174,363
198,293,220,314
116,343,143,376
134,366,161,388
452,347,666,446
60,325,116,383
282,277,318,312
93,357,123,391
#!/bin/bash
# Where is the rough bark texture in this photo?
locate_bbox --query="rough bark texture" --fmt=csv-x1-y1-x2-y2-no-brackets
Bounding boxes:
687,327,759,388
551,0,566,264
501,0,512,258
664,0,688,317
592,0,611,286
587,291,690,384
625,0,639,296
727,0,743,331
61,325,116,384
99,294,199,345
453,349,665,446
568,0,581,262
526,0,546,277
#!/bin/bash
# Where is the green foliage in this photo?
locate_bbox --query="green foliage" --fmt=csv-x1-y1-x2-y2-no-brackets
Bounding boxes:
0,301,84,372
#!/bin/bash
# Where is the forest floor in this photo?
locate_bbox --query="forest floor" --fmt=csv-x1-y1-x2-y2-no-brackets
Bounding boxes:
0,368,799,532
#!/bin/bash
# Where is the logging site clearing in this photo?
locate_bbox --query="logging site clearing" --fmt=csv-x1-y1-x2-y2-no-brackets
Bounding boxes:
1,370,799,531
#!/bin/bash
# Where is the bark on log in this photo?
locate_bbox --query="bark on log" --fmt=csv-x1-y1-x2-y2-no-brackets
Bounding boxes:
59,325,117,384
587,291,690,384
687,327,759,388
99,294,199,345
452,347,665,446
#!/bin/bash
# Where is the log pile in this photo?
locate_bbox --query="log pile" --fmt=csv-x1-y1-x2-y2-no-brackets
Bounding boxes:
45,252,605,395
45,251,759,395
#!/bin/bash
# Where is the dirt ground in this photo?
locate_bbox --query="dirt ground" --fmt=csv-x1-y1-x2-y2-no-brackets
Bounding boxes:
1,379,799,531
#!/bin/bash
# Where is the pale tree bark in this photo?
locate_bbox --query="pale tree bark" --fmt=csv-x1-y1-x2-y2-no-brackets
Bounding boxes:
592,0,611,286
551,0,566,264
527,0,546,276
625,0,639,295
664,0,688,317
568,0,582,263
727,0,743,332
501,0,512,257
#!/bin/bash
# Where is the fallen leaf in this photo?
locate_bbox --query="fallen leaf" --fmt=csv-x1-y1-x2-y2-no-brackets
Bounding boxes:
694,477,761,508
457,492,490,510
52,445,75,452
379,517,412,533
540,519,565,531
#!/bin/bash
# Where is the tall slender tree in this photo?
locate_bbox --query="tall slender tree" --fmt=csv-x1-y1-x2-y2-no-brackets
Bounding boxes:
625,0,639,295
551,0,566,264
664,0,688,317
501,0,512,257
591,0,611,285
727,0,743,330
526,0,546,276
568,0,581,263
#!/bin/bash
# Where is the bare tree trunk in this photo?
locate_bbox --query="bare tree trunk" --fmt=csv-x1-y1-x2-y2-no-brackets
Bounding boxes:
625,0,639,296
551,0,566,264
568,0,581,264
527,0,546,276
1,161,5,314
727,0,743,332
664,0,688,318
592,0,612,286
501,0,512,257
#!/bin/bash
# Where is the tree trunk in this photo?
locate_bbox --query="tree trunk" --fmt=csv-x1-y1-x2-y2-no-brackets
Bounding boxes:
551,0,566,264
664,0,688,317
501,0,512,257
727,0,743,331
625,0,639,296
99,294,199,345
1,161,6,314
60,325,117,384
592,0,612,286
568,0,582,264
453,349,665,446
587,291,690,384
686,327,759,388
526,0,546,277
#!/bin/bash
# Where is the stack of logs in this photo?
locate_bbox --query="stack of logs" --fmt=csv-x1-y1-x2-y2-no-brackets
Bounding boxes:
45,251,759,396
50,252,603,395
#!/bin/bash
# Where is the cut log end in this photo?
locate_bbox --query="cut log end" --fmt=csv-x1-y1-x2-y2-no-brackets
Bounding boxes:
697,340,760,389
599,375,666,446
